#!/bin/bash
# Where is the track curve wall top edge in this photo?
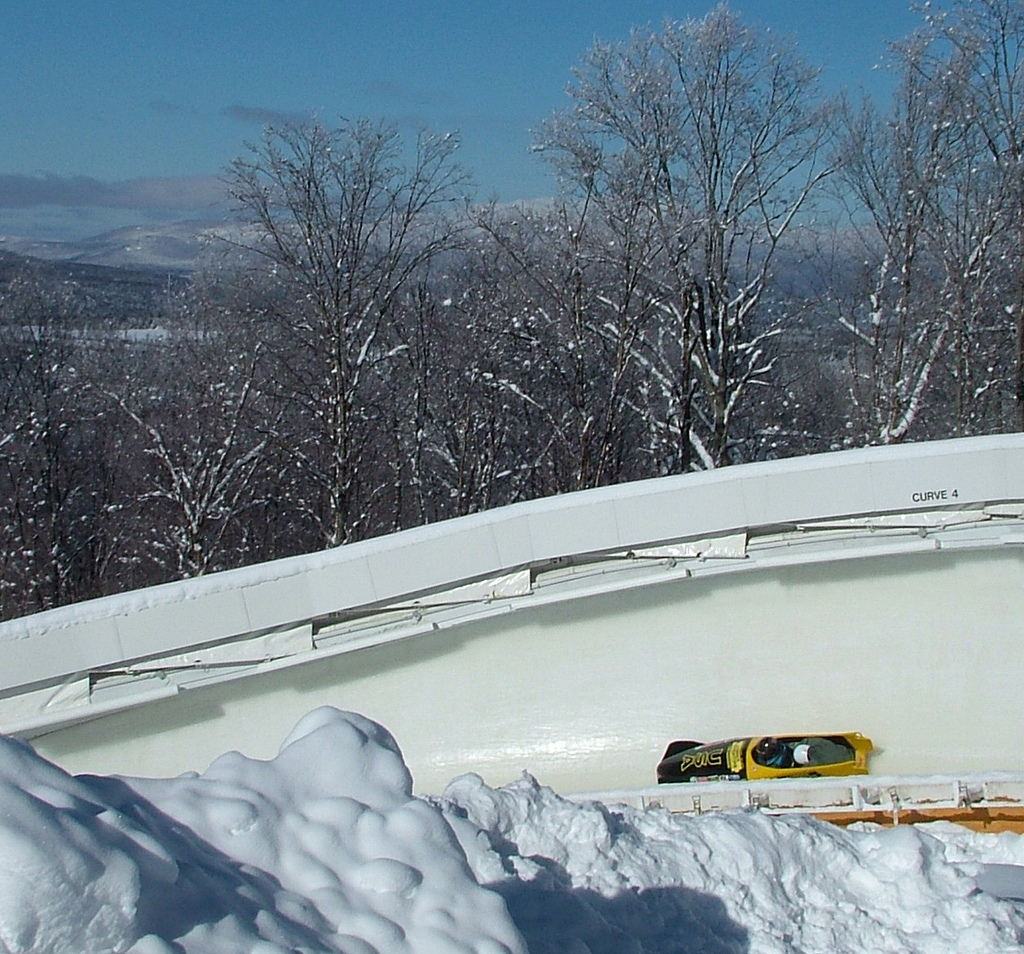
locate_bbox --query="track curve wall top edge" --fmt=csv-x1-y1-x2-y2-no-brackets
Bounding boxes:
3,434,1024,699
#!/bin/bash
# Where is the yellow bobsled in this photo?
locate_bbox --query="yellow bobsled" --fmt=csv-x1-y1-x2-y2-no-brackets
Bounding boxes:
656,733,873,784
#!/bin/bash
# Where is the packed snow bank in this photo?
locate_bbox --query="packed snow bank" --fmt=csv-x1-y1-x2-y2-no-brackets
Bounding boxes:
1,708,1024,954
438,773,1024,953
0,709,524,954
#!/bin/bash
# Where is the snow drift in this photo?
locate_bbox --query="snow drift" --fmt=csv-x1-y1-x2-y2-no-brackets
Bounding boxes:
1,708,1023,953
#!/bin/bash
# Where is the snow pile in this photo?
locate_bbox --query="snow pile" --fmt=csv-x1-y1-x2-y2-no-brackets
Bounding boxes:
1,708,1024,954
0,709,524,954
438,773,1024,953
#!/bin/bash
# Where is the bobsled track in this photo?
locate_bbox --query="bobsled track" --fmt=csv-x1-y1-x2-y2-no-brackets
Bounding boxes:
6,434,1024,826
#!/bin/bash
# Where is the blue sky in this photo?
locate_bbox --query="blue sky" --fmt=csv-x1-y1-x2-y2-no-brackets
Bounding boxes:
1,1,939,240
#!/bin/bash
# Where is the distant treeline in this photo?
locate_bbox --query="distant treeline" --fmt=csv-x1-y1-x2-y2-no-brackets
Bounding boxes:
2,0,1024,619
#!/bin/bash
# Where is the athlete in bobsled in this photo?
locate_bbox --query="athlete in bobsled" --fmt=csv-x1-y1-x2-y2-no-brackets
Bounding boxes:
754,736,854,769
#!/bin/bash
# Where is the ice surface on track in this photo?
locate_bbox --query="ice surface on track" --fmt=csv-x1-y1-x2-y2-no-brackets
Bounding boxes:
2,708,1024,953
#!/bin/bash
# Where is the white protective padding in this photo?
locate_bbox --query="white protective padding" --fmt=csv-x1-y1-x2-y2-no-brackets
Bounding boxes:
4,434,1024,792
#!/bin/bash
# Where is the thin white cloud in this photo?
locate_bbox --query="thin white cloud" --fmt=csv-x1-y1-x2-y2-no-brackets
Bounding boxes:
150,100,193,116
0,174,228,211
362,79,439,107
223,104,309,127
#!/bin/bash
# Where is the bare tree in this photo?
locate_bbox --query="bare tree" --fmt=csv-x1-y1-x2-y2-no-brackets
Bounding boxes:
226,118,469,545
373,274,518,524
918,0,1024,431
835,78,954,443
538,3,834,467
0,271,115,616
105,286,274,579
834,5,1023,443
470,199,651,492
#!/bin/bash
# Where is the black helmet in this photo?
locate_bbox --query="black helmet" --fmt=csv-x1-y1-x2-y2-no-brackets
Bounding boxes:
755,737,783,764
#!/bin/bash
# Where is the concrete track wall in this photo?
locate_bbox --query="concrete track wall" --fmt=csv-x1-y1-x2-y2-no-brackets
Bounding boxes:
29,545,1024,795
6,435,1024,793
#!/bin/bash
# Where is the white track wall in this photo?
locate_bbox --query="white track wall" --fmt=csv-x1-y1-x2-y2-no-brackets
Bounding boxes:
26,544,1024,794
5,435,1024,794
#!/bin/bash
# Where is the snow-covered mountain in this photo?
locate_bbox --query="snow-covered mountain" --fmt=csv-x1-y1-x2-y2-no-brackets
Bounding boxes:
0,220,234,271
